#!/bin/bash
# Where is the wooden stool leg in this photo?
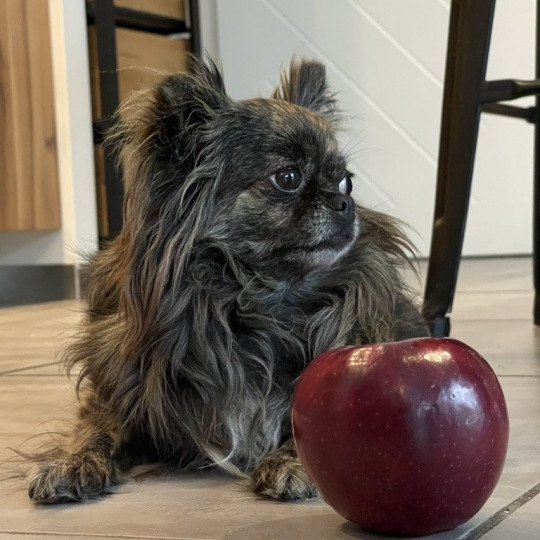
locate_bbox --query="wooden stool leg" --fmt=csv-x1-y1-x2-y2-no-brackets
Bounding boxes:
423,0,496,337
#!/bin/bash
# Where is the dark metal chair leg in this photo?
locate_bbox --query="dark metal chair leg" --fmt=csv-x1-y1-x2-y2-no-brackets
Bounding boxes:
188,0,201,58
94,0,124,239
534,0,540,324
423,0,496,337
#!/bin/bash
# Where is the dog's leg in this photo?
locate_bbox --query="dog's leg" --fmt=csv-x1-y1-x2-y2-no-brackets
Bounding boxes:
27,414,122,504
250,438,317,501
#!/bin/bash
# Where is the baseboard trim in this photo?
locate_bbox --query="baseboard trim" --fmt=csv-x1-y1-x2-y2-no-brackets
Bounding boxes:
0,265,78,307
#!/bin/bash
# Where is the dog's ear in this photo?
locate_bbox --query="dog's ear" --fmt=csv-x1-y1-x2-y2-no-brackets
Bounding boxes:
111,58,229,172
153,58,229,157
272,58,339,122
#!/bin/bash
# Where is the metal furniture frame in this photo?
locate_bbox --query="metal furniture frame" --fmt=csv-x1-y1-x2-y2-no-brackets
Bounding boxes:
423,0,540,336
87,0,200,240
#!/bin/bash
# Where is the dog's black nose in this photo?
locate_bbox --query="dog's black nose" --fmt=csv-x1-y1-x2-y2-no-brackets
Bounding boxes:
328,195,354,218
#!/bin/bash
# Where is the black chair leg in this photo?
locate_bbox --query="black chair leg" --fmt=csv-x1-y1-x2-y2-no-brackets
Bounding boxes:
423,0,496,337
94,0,123,240
534,0,540,325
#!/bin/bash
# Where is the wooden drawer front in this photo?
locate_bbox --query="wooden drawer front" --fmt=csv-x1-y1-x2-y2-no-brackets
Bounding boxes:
0,0,60,231
114,0,185,20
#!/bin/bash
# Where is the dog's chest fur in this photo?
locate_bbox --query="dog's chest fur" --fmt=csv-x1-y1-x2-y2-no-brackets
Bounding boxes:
175,254,350,468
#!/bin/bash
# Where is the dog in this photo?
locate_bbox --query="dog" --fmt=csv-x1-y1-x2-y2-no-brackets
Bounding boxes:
27,58,428,503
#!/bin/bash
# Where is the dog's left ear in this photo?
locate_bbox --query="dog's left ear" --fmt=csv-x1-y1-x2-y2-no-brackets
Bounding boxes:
153,58,229,155
272,58,338,122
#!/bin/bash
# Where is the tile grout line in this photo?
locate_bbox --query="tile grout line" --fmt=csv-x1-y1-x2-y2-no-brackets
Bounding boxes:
0,531,213,540
0,361,61,376
0,374,65,377
462,481,540,539
0,371,66,380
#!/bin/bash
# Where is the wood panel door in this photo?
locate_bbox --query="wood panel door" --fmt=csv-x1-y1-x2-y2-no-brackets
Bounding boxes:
0,0,61,231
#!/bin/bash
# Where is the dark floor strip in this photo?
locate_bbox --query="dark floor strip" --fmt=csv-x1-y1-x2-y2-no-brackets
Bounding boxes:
464,481,540,539
0,531,211,539
0,361,60,376
0,373,63,377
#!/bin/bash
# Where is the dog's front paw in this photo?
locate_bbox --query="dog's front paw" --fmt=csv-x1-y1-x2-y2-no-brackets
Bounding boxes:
251,449,318,501
28,455,116,504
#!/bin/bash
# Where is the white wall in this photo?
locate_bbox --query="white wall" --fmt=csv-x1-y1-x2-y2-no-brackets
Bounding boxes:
0,0,98,266
198,0,220,59
213,0,535,257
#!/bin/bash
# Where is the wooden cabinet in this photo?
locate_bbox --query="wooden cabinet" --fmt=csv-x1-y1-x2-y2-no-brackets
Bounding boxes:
0,0,61,231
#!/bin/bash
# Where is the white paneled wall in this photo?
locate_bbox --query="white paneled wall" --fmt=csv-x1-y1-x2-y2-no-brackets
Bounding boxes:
215,0,535,256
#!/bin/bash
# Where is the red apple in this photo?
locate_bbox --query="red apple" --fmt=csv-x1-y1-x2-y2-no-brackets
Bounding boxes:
292,338,509,536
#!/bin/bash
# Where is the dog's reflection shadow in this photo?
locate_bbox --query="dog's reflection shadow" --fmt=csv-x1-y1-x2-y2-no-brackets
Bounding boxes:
222,513,400,540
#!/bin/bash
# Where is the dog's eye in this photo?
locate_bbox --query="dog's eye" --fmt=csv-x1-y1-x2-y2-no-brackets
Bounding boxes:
339,175,353,196
270,168,302,192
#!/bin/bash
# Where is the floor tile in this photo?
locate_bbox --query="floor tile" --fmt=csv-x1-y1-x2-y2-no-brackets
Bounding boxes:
403,257,533,295
451,290,533,321
0,364,63,377
0,531,119,540
0,348,62,375
0,471,329,539
451,320,540,376
0,301,80,375
455,257,533,293
0,377,74,435
1,261,540,539
481,484,540,539
494,377,540,491
427,257,532,293
0,535,184,540
0,374,537,539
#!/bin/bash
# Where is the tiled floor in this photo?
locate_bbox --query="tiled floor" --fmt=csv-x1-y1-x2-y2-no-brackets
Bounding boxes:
0,257,539,539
